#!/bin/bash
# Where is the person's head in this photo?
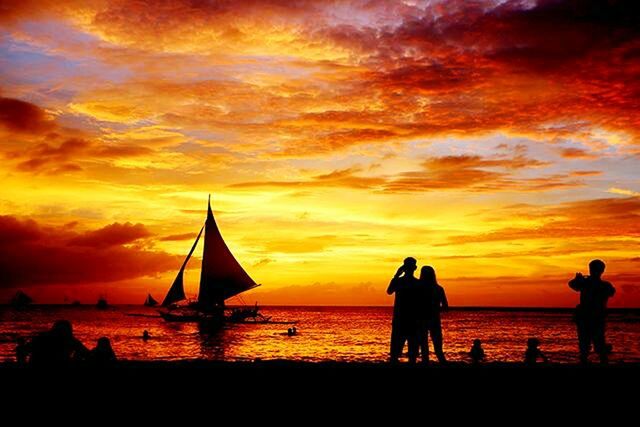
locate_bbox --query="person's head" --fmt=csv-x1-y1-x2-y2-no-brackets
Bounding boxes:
527,338,539,349
51,320,73,338
96,337,112,350
419,265,437,285
473,339,481,347
589,259,606,278
402,257,417,275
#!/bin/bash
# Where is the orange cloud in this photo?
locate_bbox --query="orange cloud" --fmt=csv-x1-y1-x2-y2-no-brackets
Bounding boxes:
448,197,640,244
559,147,598,159
159,232,198,242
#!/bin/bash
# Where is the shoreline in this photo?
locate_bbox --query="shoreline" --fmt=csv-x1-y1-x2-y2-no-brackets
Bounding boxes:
3,359,640,368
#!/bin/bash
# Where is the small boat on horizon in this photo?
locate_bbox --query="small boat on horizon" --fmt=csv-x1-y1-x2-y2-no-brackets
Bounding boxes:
159,195,261,325
144,294,159,307
96,296,108,310
10,290,33,309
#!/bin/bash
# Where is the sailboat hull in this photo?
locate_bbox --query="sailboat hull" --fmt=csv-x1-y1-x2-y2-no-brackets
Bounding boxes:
158,309,224,325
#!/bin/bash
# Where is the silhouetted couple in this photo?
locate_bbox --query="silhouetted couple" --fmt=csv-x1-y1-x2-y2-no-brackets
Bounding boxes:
387,257,448,364
569,259,615,364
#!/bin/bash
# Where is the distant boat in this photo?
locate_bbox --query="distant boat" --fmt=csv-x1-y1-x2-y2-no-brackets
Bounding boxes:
10,290,33,309
144,294,159,307
96,296,108,310
159,195,260,324
64,295,81,306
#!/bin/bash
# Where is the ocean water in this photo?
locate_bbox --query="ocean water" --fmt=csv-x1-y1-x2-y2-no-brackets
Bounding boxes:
1,306,640,363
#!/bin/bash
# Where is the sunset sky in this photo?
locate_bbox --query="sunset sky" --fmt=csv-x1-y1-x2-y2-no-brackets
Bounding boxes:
1,0,639,307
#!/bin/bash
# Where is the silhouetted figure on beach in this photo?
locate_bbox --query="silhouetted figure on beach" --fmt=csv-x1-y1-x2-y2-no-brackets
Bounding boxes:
292,326,297,335
15,337,28,364
387,257,420,363
470,339,485,364
142,330,150,341
569,259,616,364
417,265,448,363
90,337,117,363
28,320,89,365
524,338,548,365
287,328,294,336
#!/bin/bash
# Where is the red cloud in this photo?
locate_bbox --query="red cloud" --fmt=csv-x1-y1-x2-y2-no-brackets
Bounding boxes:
0,216,180,287
0,97,55,134
559,147,597,159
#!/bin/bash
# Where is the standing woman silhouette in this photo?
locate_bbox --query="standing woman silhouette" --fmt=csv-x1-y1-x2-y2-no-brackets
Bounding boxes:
418,266,448,363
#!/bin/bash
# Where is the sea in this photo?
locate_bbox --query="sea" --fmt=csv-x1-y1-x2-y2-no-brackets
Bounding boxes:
1,306,640,363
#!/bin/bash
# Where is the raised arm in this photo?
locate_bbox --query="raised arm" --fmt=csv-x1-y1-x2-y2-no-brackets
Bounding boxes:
387,266,404,295
568,273,585,291
387,278,397,295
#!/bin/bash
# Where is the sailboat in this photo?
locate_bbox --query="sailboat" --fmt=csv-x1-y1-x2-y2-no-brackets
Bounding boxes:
159,195,260,324
10,290,33,309
96,295,108,310
144,294,159,307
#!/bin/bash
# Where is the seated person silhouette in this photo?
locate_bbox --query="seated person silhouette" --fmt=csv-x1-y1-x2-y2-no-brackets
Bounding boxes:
287,328,294,336
27,320,89,365
524,338,548,365
142,330,150,341
469,339,485,364
569,259,616,364
90,337,117,363
15,337,28,364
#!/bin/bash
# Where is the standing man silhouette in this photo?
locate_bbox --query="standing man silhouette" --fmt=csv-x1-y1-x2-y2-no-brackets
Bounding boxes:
387,257,420,363
569,259,615,364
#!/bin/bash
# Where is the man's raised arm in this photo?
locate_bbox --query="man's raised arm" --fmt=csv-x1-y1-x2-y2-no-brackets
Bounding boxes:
569,273,585,291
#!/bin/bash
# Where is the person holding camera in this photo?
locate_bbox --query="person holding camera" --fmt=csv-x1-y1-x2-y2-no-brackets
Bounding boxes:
569,259,616,364
387,257,420,363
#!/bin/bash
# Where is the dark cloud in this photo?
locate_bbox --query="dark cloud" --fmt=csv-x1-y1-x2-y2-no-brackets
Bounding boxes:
0,215,180,287
0,97,55,134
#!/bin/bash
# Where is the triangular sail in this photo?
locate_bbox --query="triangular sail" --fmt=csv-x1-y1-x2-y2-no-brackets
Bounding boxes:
145,294,159,306
162,225,204,307
197,196,259,307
